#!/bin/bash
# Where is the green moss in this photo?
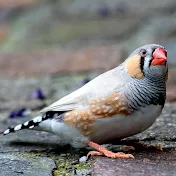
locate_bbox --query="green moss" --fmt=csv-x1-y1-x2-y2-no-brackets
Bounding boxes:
23,152,45,158
73,162,91,169
23,148,91,176
49,150,91,176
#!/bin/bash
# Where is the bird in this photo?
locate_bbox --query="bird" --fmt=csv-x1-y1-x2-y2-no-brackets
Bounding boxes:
2,44,168,159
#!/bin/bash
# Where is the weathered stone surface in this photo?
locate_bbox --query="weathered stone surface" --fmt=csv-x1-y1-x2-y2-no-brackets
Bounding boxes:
92,150,176,176
0,153,55,176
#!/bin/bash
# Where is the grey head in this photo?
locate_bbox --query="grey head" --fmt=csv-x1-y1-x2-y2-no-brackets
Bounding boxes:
126,44,168,80
124,44,168,79
122,44,168,109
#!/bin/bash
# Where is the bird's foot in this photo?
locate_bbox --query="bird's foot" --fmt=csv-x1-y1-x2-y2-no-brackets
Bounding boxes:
87,141,134,159
87,150,134,159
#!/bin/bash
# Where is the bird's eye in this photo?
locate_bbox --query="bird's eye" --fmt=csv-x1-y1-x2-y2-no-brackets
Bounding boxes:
140,49,147,57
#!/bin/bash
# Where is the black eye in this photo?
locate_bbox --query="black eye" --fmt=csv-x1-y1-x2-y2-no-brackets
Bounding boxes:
140,49,147,57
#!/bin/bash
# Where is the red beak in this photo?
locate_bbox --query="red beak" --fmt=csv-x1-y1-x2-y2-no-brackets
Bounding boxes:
151,48,167,66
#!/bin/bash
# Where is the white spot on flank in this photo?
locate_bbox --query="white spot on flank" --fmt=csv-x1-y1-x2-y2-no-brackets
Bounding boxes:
14,124,22,131
102,105,106,108
96,106,100,110
114,97,119,100
115,104,119,108
106,106,110,110
97,111,102,114
85,131,91,135
120,107,127,110
109,109,114,113
88,111,91,115
65,116,71,120
92,109,96,112
4,129,10,135
104,109,108,113
65,112,70,116
77,116,81,120
83,116,87,120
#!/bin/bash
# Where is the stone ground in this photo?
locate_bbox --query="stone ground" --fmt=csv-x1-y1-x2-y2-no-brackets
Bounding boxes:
0,74,176,176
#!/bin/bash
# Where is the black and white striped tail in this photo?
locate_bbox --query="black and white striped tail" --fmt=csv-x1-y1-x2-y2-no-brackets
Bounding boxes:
3,111,63,135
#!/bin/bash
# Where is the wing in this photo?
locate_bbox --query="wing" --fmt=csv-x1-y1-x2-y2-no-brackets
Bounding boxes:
40,67,126,113
63,87,130,137
40,85,88,113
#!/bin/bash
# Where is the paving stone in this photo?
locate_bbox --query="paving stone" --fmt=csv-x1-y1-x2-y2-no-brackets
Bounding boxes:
92,150,176,176
0,153,55,176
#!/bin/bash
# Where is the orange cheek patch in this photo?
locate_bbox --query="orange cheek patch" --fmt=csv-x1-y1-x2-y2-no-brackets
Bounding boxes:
64,92,130,137
125,54,144,79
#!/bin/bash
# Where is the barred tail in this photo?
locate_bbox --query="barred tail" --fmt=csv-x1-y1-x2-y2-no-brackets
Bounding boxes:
3,111,62,135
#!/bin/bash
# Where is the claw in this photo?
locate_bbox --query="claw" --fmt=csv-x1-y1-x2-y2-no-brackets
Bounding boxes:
87,151,103,159
87,141,134,159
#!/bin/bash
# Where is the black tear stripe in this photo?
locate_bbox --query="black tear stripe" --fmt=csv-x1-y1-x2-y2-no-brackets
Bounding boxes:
149,49,155,67
140,56,145,71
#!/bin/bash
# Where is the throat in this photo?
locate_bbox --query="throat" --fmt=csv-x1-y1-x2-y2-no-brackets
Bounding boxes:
126,79,166,111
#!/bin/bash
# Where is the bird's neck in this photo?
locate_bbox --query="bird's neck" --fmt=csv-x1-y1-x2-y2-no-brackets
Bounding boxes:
125,76,166,111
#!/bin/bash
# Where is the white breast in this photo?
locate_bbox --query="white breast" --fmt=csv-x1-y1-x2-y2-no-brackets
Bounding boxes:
91,105,163,143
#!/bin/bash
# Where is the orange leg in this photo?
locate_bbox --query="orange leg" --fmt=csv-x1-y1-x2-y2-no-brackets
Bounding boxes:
87,141,134,159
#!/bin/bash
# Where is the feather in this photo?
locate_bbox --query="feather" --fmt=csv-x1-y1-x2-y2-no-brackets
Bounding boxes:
40,68,125,113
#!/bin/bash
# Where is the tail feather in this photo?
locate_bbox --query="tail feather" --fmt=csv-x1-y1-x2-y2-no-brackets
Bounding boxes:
3,111,64,135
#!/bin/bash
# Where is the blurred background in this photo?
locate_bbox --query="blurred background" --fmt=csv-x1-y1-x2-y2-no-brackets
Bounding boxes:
0,0,176,122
